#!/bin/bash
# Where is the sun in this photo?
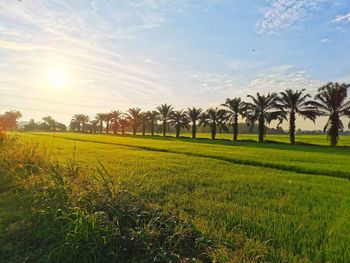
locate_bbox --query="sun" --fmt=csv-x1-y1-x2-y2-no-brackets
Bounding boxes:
46,66,70,88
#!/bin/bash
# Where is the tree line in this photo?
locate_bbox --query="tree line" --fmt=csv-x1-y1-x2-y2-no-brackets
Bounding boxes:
68,82,350,147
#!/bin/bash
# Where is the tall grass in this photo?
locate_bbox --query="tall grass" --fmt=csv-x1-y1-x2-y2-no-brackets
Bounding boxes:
0,136,218,262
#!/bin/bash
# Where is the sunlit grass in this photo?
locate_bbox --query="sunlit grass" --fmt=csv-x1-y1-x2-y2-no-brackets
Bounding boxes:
6,132,350,262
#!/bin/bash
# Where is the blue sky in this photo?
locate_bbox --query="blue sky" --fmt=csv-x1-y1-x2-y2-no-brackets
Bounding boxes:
1,0,350,129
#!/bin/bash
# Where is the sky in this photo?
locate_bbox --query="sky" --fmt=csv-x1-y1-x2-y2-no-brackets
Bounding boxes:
0,0,350,130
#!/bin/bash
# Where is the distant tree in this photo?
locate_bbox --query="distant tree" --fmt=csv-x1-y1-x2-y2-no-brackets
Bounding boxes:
69,120,80,132
139,112,148,136
186,107,202,139
24,119,39,131
110,110,122,134
89,119,99,133
95,113,104,134
81,115,89,132
222,98,247,141
119,117,128,135
199,108,227,140
276,89,318,144
157,104,174,137
55,122,67,132
169,110,190,138
104,112,113,134
146,110,159,136
71,114,89,132
245,93,282,143
0,110,22,132
42,116,57,131
127,108,141,135
310,82,350,147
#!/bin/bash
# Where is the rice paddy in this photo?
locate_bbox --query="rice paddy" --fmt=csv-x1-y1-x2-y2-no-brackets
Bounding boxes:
1,132,348,262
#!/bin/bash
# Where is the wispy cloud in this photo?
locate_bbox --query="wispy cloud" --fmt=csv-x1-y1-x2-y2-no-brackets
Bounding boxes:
332,12,350,23
0,40,37,50
256,0,321,34
244,65,322,94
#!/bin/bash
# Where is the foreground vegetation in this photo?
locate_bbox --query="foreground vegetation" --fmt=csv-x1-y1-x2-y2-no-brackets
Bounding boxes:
1,132,349,262
0,135,217,262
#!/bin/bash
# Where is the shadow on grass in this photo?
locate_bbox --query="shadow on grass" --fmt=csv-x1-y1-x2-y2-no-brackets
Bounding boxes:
108,133,350,155
28,132,350,179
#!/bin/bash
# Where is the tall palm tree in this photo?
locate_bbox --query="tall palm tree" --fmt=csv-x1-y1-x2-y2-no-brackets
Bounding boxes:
146,110,159,136
71,114,89,132
199,108,227,140
157,104,173,137
90,119,99,134
186,107,202,139
95,113,104,134
169,110,190,138
310,82,350,147
104,112,113,134
127,107,141,135
110,110,122,134
276,89,318,145
245,93,282,143
222,98,247,141
139,112,149,136
119,117,129,135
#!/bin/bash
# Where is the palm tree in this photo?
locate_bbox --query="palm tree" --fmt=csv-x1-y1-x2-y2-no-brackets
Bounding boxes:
157,104,173,136
104,112,113,134
90,119,99,134
81,114,89,132
95,113,104,133
119,117,128,135
146,110,159,136
276,89,318,144
110,110,122,134
199,108,227,140
169,110,190,138
127,107,141,135
310,82,350,147
245,93,282,143
186,107,202,139
139,112,148,136
222,98,247,141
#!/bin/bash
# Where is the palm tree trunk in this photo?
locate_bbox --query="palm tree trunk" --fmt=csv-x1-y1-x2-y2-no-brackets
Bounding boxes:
151,123,154,136
233,115,238,141
99,121,103,133
142,124,146,136
176,127,180,138
289,111,296,145
211,123,216,140
106,121,109,134
162,121,166,136
121,125,125,135
133,123,137,135
258,115,264,143
113,123,117,134
329,113,340,147
192,123,196,139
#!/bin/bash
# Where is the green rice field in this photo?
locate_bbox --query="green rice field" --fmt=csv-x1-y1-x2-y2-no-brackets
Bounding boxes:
3,131,349,262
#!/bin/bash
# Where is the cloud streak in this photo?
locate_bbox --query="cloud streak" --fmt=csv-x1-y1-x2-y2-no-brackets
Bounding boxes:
256,0,321,34
332,12,350,23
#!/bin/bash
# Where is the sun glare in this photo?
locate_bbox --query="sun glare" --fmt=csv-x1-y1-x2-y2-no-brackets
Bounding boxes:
46,66,70,88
